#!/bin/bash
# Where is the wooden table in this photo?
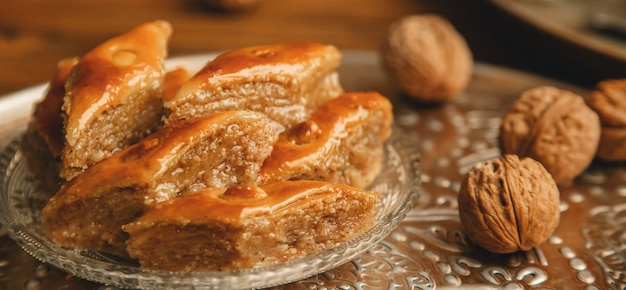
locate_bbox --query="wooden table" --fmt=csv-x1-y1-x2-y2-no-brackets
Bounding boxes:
1,0,623,98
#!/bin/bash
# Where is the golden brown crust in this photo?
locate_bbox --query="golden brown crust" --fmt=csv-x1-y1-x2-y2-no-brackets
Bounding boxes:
60,20,172,180
63,21,172,141
123,180,380,271
165,42,343,130
163,67,190,102
43,111,277,255
260,91,394,188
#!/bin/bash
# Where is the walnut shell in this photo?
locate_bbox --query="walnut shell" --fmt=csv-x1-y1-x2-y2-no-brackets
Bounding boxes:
458,154,560,254
380,14,473,103
585,79,626,127
499,86,600,184
585,79,626,161
596,126,626,161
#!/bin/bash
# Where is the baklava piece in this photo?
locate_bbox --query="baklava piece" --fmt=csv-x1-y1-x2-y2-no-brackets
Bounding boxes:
260,91,394,189
60,20,172,180
42,111,277,255
123,180,380,271
165,42,344,132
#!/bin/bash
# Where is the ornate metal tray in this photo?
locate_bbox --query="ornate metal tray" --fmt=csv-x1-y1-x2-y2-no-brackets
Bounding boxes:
0,51,620,289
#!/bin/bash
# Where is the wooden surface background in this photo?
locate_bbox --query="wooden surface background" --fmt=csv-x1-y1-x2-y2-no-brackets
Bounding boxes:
0,0,623,97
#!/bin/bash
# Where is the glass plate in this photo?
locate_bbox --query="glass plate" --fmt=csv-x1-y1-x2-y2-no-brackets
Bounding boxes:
0,126,420,290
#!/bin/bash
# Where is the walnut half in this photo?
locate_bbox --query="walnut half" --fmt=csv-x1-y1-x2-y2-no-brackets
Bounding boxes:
457,154,560,254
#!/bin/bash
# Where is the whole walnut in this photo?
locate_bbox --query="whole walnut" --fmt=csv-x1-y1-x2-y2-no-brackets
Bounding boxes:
584,79,626,161
499,86,600,184
595,126,626,161
380,14,473,103
585,79,626,127
458,154,560,254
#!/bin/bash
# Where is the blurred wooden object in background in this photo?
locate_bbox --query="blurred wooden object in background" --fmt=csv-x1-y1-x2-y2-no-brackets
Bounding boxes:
0,0,623,95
